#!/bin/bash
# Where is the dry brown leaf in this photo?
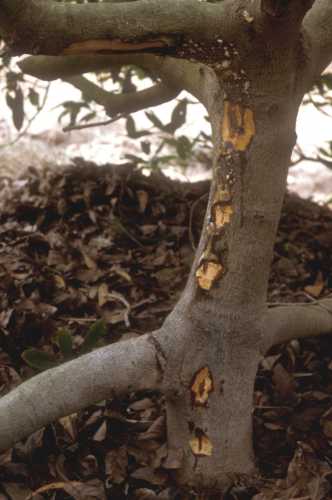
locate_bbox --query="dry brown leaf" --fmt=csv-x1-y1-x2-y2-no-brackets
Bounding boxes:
129,398,155,412
28,479,106,500
320,407,332,439
97,283,109,307
2,482,32,500
58,414,77,441
304,271,325,298
92,420,107,442
137,190,149,213
131,466,167,486
138,416,165,441
272,363,296,401
105,446,128,484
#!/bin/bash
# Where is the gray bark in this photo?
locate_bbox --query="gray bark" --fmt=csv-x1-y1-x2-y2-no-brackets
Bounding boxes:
0,0,231,54
0,0,332,496
0,334,161,451
304,0,332,76
262,299,332,353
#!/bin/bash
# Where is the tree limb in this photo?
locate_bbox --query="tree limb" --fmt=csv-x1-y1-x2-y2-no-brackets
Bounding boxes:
257,0,315,46
303,0,332,77
17,52,213,112
64,75,181,118
17,54,152,81
261,0,314,21
0,0,226,56
261,298,332,353
0,334,161,451
69,76,181,117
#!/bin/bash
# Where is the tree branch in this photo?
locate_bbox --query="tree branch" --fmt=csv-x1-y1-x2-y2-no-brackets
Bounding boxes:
17,54,151,81
303,0,332,77
0,334,161,451
258,0,315,45
17,52,213,112
261,298,332,353
64,75,181,118
0,0,226,56
261,0,314,21
18,52,185,90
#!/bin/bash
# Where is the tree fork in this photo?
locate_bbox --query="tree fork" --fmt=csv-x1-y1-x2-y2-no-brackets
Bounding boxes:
1,0,332,497
149,58,299,490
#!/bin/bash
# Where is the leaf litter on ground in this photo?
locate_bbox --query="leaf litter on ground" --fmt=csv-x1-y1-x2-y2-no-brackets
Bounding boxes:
0,158,332,499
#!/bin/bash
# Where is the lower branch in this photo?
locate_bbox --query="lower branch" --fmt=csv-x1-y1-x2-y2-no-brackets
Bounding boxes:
303,0,332,76
17,54,163,81
262,298,332,353
0,333,161,451
17,53,207,107
64,76,180,118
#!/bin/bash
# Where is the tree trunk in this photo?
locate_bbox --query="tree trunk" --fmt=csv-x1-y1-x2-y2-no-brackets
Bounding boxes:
154,78,300,493
2,1,332,497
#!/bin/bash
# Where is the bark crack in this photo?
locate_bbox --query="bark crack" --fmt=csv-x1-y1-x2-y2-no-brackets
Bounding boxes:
147,333,168,376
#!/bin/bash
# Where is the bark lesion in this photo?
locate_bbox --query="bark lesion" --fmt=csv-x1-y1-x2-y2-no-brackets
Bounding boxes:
61,35,175,55
147,332,168,376
190,366,214,407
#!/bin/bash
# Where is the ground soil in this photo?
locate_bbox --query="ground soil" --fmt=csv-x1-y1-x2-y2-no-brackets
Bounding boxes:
0,159,332,499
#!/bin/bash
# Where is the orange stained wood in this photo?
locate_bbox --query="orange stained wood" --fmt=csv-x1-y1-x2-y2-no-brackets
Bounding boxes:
191,367,213,406
196,260,224,291
222,101,255,151
189,430,213,457
213,203,233,228
62,38,172,55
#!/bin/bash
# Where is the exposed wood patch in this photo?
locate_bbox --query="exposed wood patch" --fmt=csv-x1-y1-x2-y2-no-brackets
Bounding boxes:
190,366,214,406
62,37,173,55
196,260,224,291
189,428,213,457
222,101,255,152
212,203,233,229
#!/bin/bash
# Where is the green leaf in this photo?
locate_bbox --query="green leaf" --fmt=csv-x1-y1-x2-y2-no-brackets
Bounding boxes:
55,100,88,126
146,100,187,135
140,140,151,154
56,329,73,358
145,110,167,131
28,88,40,107
175,135,192,160
130,65,148,80
321,74,332,90
166,99,187,134
80,111,96,123
79,320,107,354
22,349,57,372
121,68,137,93
126,116,150,138
6,87,24,130
124,153,146,165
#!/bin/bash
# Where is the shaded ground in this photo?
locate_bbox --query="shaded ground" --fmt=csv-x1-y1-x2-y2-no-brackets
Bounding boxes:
0,160,332,499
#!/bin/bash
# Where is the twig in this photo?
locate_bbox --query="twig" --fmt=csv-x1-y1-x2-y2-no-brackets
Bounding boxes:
63,112,126,132
307,92,332,118
188,192,208,251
